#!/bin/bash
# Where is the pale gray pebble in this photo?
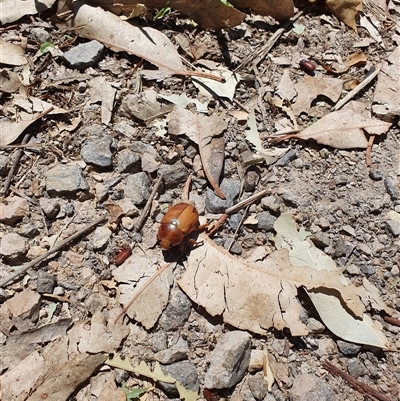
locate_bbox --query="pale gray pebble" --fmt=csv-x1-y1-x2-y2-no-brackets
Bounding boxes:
0,232,28,264
261,195,281,214
117,149,141,173
46,164,88,197
19,222,39,238
160,360,199,395
30,28,51,43
154,338,188,364
386,219,400,237
124,172,151,205
244,170,260,192
310,232,330,249
53,286,65,296
281,192,301,208
91,226,111,250
81,136,113,168
159,286,192,331
334,175,348,186
289,373,335,401
204,331,251,389
364,359,380,378
205,178,241,213
337,340,362,355
150,330,168,352
384,177,399,200
39,197,60,219
347,358,369,378
157,162,188,188
36,272,56,294
85,292,108,315
369,166,383,181
360,264,376,275
225,239,242,255
248,371,269,400
346,264,360,275
307,317,325,334
228,213,242,231
257,211,277,232
63,40,105,70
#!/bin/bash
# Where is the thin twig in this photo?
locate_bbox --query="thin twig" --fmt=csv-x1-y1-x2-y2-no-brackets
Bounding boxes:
0,215,107,288
322,360,390,401
114,262,172,324
227,205,250,252
366,134,375,166
383,315,400,327
333,65,382,111
183,175,192,203
235,10,303,72
135,175,163,232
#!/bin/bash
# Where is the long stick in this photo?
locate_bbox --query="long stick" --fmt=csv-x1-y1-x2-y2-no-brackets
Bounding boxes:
0,215,107,287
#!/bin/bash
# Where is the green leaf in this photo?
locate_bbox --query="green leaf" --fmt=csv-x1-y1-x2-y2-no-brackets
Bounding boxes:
40,42,55,54
154,7,171,19
121,382,147,401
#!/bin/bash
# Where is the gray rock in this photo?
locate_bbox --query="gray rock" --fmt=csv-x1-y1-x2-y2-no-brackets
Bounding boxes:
386,219,400,237
154,338,188,364
124,172,151,205
275,148,297,167
334,175,348,186
157,162,188,188
81,136,113,168
160,360,199,395
360,264,376,275
315,338,337,357
30,28,51,43
228,213,242,231
205,179,241,213
226,240,242,255
0,196,30,225
53,286,65,296
204,331,251,389
0,232,28,264
347,358,368,378
261,195,281,214
341,225,356,237
248,372,269,400
63,40,105,70
369,166,383,181
117,149,141,173
310,232,330,249
257,211,277,232
0,154,9,176
281,192,301,208
289,373,335,401
39,197,60,219
364,358,379,378
307,317,325,334
337,340,362,355
150,330,168,352
384,177,399,200
19,222,39,238
346,264,360,275
46,164,88,197
85,292,108,315
36,272,56,294
244,170,260,192
159,286,192,331
91,226,111,250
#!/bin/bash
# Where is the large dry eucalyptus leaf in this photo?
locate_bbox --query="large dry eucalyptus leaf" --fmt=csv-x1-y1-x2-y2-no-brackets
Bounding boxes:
72,2,184,72
282,109,392,149
325,0,362,32
0,39,27,66
178,235,366,336
0,0,56,24
230,0,294,22
293,75,343,116
80,0,245,29
168,107,227,198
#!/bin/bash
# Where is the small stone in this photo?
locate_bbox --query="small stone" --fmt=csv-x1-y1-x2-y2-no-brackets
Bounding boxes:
124,172,151,206
357,242,372,256
121,216,134,230
160,361,199,395
159,286,192,331
337,340,362,355
204,331,251,389
46,164,88,197
63,40,105,70
315,338,337,357
307,317,325,334
261,196,280,214
30,28,51,43
150,330,168,352
275,149,297,167
39,197,60,219
95,183,108,202
386,220,400,237
289,373,335,401
154,338,188,364
26,245,47,260
341,225,356,237
157,162,188,188
317,217,330,230
36,272,56,294
310,232,330,249
0,154,9,176
369,166,383,181
281,192,301,208
384,177,399,200
0,232,28,264
117,149,141,173
249,350,263,372
226,240,242,255
360,264,376,275
244,170,260,192
205,179,241,213
91,225,112,250
81,136,113,168
334,175,348,186
0,196,30,225
117,198,139,217
347,358,368,378
257,211,277,232
141,152,161,173
53,287,65,296
85,292,108,315
346,264,360,275
248,371,269,400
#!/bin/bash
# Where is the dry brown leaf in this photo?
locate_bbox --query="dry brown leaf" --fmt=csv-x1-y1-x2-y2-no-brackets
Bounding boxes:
293,75,343,115
325,0,363,32
71,2,184,72
104,203,125,224
230,0,294,22
0,39,27,66
0,69,24,93
168,107,227,198
345,51,367,67
281,109,392,149
178,235,366,336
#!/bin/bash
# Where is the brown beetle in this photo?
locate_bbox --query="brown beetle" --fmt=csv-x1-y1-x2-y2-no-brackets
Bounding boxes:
157,203,199,250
